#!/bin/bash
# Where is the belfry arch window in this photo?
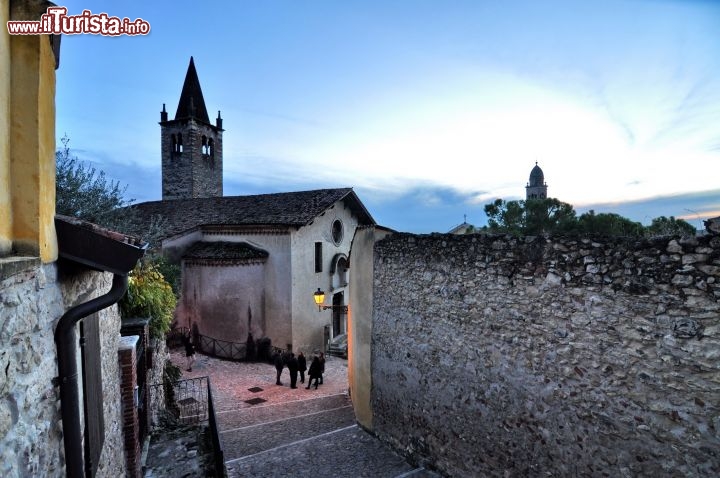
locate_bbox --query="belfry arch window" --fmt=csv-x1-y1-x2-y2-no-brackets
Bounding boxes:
330,253,349,289
208,138,215,157
177,133,183,153
201,135,208,155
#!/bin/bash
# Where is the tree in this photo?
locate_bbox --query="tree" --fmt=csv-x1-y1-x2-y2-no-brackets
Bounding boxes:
119,261,177,340
56,135,132,229
484,197,577,235
577,210,644,237
646,216,696,237
56,135,169,248
524,198,577,235
483,198,697,238
484,198,526,235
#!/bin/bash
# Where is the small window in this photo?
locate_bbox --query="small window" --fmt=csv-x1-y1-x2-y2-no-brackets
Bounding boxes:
201,135,208,155
314,242,322,273
331,219,344,245
177,133,183,153
208,138,214,157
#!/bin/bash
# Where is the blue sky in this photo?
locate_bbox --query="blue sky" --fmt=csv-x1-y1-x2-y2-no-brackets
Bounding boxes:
55,0,720,233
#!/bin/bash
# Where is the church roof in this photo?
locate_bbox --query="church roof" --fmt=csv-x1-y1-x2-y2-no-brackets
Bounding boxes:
175,56,210,123
126,188,376,240
182,241,269,261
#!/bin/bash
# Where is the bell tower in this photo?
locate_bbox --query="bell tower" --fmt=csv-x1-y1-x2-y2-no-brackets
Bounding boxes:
160,57,224,200
525,162,548,200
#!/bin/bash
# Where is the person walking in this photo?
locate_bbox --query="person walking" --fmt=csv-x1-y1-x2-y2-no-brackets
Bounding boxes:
306,355,321,390
287,352,299,389
182,331,195,372
318,352,326,385
297,351,307,384
273,350,284,385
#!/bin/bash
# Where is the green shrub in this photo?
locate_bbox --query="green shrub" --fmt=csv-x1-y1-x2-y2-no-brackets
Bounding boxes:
120,261,177,340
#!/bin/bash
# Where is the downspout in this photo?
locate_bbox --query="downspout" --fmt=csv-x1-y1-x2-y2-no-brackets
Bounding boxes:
54,273,129,478
53,214,146,477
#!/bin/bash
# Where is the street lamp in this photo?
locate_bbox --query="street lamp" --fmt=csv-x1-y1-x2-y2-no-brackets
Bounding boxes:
313,288,348,312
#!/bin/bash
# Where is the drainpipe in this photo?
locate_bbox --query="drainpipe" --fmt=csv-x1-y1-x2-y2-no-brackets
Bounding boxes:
54,273,128,478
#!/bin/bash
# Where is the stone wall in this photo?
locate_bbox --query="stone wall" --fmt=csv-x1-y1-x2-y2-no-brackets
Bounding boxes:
371,233,720,477
0,262,125,477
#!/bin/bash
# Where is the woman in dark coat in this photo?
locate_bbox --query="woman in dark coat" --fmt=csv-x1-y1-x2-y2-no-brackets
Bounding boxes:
306,356,321,390
297,351,307,384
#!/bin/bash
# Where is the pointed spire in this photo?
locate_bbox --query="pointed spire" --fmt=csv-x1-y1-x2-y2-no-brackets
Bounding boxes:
175,56,210,123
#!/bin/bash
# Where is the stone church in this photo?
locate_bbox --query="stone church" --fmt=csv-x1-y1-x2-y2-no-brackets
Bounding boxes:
130,58,376,355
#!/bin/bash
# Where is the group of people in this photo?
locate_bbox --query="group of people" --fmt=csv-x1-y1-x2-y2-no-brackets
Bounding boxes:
182,327,328,392
273,350,325,390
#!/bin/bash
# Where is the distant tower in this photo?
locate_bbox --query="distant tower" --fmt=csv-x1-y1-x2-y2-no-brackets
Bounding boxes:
525,162,548,200
160,57,224,200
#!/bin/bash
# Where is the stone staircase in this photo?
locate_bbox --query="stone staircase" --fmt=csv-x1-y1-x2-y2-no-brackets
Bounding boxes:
219,393,439,478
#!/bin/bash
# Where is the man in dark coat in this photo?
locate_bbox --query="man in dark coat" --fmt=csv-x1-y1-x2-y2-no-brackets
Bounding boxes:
287,352,299,389
297,351,307,384
273,351,284,385
306,356,321,390
318,352,326,385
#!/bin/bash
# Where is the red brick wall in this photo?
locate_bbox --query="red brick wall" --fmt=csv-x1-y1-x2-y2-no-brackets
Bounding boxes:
118,342,140,478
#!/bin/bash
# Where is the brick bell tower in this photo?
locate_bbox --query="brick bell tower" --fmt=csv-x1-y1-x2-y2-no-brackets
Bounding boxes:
160,57,224,200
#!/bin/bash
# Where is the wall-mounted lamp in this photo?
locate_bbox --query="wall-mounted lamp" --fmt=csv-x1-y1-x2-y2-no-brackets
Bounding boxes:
313,288,349,312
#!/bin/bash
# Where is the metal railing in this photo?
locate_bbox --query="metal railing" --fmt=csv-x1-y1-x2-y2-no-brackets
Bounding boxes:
149,376,209,424
207,378,225,477
167,326,282,362
149,376,226,476
198,334,247,361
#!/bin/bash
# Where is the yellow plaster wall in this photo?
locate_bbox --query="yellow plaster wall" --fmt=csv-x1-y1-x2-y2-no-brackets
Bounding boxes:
348,226,393,430
0,0,12,255
3,0,58,262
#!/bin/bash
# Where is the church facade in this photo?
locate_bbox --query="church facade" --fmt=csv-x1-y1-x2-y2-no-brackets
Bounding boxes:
130,58,376,355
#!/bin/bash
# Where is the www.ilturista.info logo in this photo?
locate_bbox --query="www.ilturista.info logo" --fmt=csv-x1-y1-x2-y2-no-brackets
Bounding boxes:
7,7,150,36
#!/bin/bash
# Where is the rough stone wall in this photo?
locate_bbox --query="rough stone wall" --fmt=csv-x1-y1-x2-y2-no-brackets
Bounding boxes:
148,336,168,428
372,233,720,477
0,262,125,477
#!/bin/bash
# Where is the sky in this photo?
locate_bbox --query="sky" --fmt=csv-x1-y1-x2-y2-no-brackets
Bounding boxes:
55,0,720,233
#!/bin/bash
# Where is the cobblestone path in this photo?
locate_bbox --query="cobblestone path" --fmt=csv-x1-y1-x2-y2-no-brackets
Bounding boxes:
169,350,439,478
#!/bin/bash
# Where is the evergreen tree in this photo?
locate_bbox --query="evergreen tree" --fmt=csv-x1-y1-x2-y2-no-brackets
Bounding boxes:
577,210,644,237
484,198,577,235
646,216,696,237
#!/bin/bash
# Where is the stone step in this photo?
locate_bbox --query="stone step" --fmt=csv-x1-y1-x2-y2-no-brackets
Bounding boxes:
225,424,429,478
216,393,350,431
221,404,356,461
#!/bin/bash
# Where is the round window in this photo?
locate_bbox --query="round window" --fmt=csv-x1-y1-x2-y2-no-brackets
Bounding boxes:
331,219,344,245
